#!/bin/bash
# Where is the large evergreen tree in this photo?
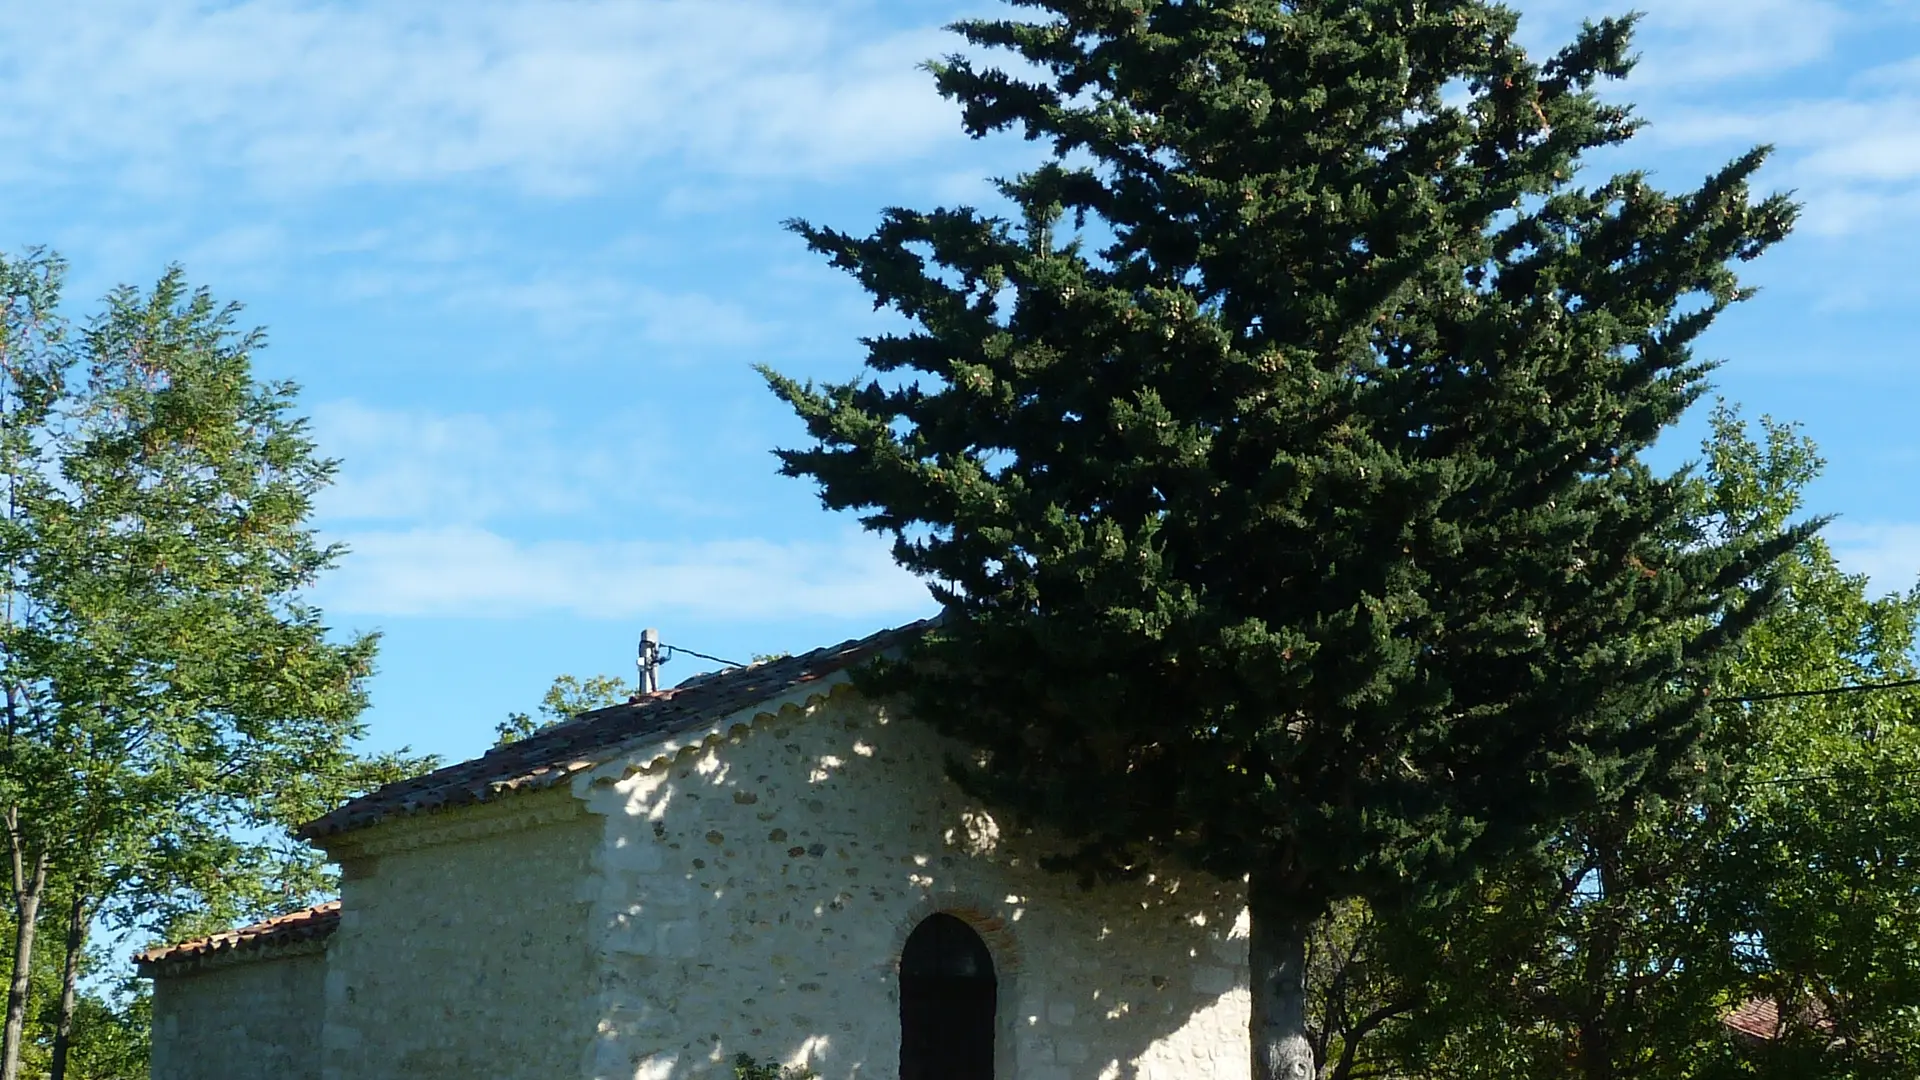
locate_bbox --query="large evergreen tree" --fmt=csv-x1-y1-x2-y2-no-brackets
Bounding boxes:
763,3,1804,1076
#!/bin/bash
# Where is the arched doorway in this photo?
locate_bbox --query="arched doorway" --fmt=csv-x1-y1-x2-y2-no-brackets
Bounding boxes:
899,912,996,1080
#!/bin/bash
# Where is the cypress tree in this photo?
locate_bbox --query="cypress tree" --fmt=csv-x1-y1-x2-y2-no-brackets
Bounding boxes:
762,3,1806,1076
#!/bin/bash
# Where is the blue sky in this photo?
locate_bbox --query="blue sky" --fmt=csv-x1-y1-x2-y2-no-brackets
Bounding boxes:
3,0,1917,770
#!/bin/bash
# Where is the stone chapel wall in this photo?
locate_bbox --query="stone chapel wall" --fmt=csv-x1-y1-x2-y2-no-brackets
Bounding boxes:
318,789,602,1080
576,686,1252,1080
149,950,326,1080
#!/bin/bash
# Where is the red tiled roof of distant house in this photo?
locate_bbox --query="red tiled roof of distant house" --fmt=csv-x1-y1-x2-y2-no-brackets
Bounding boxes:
1723,995,1836,1043
134,902,340,975
1724,997,1787,1040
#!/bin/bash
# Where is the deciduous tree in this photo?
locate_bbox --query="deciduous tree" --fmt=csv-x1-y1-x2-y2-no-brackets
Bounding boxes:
496,673,636,746
1303,412,1920,1080
0,250,425,1080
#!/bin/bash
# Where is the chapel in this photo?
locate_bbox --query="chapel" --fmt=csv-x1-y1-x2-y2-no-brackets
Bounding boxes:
136,622,1253,1080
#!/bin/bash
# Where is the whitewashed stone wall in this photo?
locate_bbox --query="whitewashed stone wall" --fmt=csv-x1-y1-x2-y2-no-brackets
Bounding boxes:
296,682,1250,1080
575,683,1251,1080
150,949,326,1080
318,788,603,1080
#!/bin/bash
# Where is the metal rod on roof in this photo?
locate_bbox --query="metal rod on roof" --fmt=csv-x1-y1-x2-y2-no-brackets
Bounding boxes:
638,628,662,693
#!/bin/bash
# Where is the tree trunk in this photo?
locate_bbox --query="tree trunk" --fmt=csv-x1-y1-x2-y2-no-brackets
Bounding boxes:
48,890,86,1080
1249,877,1318,1080
0,847,47,1080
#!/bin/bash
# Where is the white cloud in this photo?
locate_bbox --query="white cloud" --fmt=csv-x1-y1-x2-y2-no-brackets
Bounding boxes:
0,0,961,196
1655,95,1920,180
323,256,772,346
303,402,932,623
1505,1,1920,243
311,400,635,525
182,223,291,275
1855,54,1920,93
451,278,770,348
1513,0,1845,87
1626,0,1846,87
1826,522,1920,595
1643,95,1920,236
318,525,931,621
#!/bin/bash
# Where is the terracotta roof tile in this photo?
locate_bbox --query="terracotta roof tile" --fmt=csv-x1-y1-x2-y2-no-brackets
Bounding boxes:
135,902,340,974
1724,997,1786,1041
1723,995,1835,1042
297,619,933,843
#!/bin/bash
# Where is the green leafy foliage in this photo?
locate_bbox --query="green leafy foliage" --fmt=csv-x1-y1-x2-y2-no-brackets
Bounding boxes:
1306,410,1920,1080
496,673,636,746
25,950,146,1080
763,3,1804,1075
0,248,433,1079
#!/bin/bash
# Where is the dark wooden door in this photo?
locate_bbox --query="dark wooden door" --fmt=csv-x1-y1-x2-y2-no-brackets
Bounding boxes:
899,913,996,1080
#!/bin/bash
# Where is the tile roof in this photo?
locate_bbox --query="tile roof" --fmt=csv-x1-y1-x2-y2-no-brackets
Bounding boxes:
297,619,934,843
1723,995,1835,1042
1724,997,1787,1041
134,902,340,975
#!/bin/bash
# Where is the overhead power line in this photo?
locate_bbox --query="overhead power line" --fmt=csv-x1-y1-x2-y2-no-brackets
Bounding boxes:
637,633,1919,787
1712,679,1920,788
1747,763,1920,788
1720,676,1920,705
660,643,746,669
